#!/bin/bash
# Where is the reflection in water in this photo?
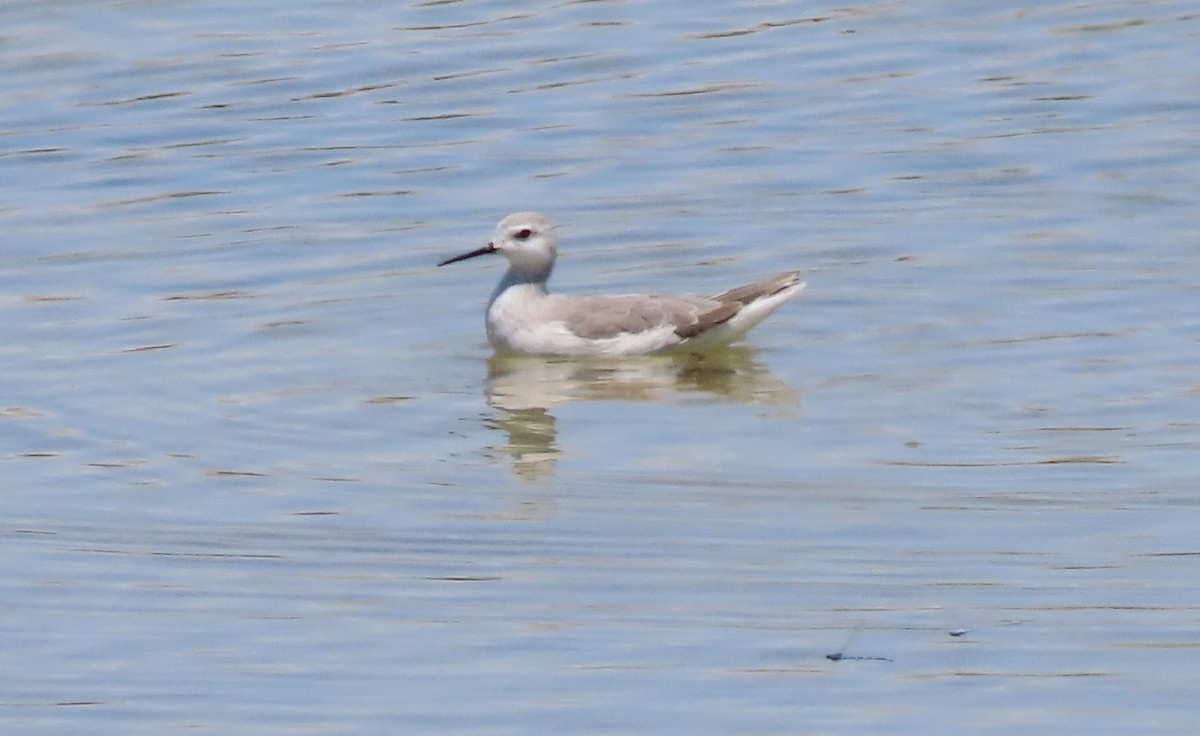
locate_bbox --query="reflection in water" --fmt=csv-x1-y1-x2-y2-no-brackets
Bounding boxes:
484,348,800,480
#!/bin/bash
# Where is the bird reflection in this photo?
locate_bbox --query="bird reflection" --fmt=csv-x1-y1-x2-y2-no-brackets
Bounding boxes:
483,348,799,481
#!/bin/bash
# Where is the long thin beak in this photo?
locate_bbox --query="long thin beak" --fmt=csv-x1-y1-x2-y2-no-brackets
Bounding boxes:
437,243,497,267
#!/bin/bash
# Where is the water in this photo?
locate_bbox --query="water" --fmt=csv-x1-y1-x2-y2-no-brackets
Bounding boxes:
2,1,1199,733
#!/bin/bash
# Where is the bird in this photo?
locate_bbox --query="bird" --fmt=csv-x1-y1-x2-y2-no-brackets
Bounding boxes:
437,212,804,357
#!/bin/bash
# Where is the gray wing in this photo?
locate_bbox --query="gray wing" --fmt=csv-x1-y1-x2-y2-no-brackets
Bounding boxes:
558,294,733,340
557,272,801,341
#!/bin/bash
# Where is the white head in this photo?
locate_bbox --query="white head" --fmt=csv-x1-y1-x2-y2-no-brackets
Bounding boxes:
438,212,558,284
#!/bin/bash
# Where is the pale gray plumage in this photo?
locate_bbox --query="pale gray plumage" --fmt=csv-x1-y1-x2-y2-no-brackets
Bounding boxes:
558,294,719,340
555,271,800,341
438,212,805,356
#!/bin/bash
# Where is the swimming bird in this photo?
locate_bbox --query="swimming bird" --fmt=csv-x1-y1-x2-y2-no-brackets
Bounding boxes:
437,212,804,357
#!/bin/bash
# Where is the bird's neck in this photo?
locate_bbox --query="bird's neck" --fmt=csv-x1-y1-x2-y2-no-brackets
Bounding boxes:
490,267,549,305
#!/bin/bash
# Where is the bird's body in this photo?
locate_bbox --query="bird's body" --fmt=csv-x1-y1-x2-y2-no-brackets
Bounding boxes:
438,212,804,357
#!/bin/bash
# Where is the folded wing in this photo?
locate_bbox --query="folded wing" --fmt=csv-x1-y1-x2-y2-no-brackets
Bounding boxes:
559,294,717,340
558,272,800,341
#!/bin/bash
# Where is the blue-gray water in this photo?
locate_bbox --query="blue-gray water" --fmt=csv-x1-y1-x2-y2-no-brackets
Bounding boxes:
3,1,1198,733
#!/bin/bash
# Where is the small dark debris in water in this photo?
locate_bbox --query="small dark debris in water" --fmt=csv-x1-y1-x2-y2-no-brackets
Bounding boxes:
161,290,254,301
120,343,176,353
364,395,417,404
826,651,893,663
827,627,891,662
257,319,309,330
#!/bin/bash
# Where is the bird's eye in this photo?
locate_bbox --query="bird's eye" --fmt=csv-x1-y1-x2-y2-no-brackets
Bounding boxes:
514,228,533,240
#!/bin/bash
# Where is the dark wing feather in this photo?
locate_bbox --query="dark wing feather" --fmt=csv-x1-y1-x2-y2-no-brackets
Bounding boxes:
675,301,740,338
712,272,802,305
677,272,802,339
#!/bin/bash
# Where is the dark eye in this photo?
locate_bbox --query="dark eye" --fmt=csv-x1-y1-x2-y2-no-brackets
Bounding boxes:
514,228,533,240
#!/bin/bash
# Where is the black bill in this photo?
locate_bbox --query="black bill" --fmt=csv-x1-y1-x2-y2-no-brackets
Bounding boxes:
437,243,497,267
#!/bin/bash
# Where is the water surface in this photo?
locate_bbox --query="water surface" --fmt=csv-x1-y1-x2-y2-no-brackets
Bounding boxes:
2,1,1199,733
